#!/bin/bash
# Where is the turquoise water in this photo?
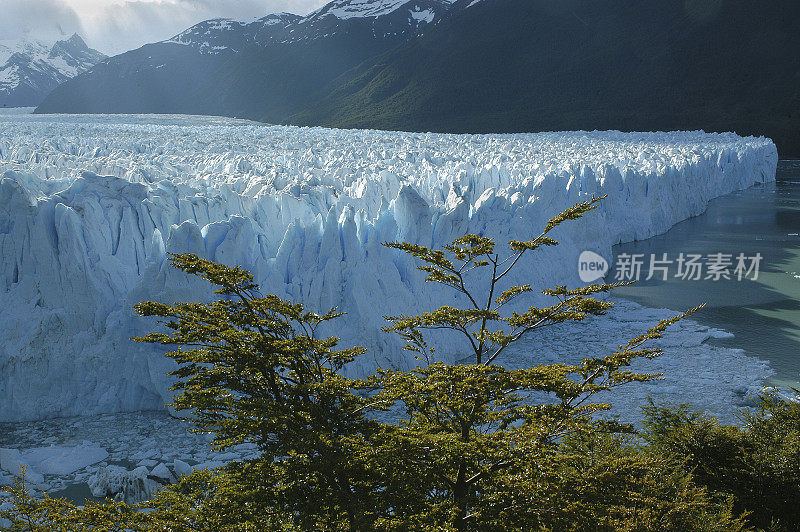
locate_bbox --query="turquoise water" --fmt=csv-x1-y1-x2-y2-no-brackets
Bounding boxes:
611,162,800,389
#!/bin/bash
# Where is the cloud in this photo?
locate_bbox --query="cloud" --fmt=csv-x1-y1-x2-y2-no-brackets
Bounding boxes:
0,0,85,42
8,0,328,55
80,0,329,54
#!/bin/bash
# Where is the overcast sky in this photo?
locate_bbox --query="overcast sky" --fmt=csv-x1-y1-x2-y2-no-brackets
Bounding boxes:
1,0,329,55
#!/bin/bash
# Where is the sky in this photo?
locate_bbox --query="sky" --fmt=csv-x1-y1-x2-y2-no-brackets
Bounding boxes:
0,0,329,55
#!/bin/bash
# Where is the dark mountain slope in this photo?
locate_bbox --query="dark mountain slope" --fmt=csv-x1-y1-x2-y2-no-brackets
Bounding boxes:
292,0,800,156
34,35,402,120
35,1,455,120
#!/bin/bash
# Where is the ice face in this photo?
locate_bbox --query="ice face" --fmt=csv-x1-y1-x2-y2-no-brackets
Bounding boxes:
0,114,778,422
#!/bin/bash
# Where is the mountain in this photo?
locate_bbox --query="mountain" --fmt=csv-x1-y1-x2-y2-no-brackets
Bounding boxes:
35,0,800,157
293,0,800,156
0,34,106,108
34,0,455,120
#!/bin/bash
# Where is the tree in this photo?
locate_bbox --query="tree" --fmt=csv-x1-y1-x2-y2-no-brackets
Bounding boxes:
0,470,146,531
483,431,749,531
374,195,701,529
132,254,382,530
642,395,800,531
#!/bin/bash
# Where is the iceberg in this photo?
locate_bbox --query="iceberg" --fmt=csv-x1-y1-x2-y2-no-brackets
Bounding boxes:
0,114,778,422
0,443,108,484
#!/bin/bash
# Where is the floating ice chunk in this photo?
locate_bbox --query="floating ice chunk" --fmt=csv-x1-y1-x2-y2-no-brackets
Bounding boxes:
1,444,108,486
149,462,176,484
172,459,193,477
0,449,29,476
0,448,43,485
20,445,108,476
88,465,161,502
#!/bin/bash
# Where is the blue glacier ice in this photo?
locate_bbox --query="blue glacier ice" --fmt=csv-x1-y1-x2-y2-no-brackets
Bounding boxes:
0,114,778,422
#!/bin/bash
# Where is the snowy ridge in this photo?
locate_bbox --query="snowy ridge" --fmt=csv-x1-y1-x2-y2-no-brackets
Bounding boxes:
163,0,453,51
309,0,454,20
0,39,56,88
165,14,303,51
0,35,105,107
0,114,778,422
165,19,251,50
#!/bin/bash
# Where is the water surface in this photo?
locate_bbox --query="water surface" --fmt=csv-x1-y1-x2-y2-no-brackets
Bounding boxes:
611,162,800,388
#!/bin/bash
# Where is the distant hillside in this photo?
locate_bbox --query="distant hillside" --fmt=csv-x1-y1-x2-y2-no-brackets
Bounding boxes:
0,34,105,108
293,0,800,157
34,1,455,121
35,0,800,156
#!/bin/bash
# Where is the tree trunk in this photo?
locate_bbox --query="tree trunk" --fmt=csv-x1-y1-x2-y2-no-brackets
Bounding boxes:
453,458,468,532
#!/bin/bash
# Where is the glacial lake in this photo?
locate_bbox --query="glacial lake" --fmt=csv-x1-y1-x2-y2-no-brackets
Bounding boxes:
610,160,800,390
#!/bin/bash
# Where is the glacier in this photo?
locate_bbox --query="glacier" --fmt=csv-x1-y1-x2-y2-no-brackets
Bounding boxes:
0,113,778,423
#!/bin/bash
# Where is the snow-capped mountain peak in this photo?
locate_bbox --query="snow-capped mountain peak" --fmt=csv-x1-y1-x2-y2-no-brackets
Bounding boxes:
0,34,105,108
163,0,454,53
309,0,453,20
164,13,303,52
304,0,456,26
260,12,304,25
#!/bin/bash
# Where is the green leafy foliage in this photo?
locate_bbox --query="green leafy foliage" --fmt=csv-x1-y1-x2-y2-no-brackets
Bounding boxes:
132,253,385,529
643,396,800,531
0,470,146,531
377,194,706,529
383,196,621,365
481,432,749,531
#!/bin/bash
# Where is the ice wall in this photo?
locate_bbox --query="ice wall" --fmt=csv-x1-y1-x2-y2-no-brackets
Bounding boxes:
0,114,778,422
